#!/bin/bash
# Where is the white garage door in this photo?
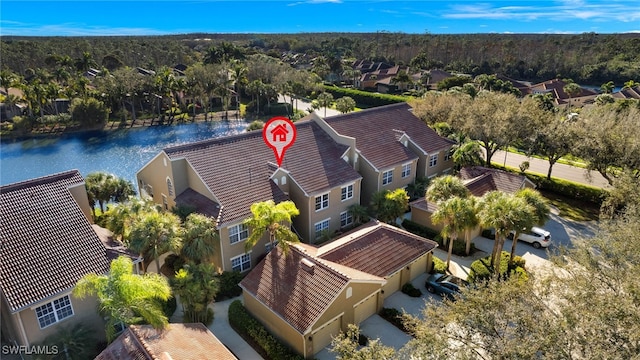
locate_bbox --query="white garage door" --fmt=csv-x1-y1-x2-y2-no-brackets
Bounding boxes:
382,270,402,296
353,293,377,324
312,316,341,354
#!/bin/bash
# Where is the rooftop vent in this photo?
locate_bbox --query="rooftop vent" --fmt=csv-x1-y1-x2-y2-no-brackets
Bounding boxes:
301,258,315,274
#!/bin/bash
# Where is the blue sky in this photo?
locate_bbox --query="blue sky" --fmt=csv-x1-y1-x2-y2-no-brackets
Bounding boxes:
1,0,639,36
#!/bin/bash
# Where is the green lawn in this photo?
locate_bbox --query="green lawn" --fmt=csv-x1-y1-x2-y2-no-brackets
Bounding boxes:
540,190,600,222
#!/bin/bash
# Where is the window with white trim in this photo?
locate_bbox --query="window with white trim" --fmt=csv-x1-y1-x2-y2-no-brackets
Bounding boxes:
166,178,174,196
314,219,330,239
341,184,354,201
231,253,251,272
340,211,353,228
265,241,279,253
229,224,249,244
382,170,393,185
315,193,329,211
444,149,453,161
35,295,74,329
401,163,411,178
429,154,438,167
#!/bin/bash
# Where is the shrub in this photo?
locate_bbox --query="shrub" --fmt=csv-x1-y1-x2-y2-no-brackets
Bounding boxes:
228,300,304,360
379,307,409,333
216,271,245,300
357,333,369,346
402,219,439,239
431,256,447,274
468,251,528,283
246,120,264,131
162,296,177,319
402,283,422,297
481,229,495,239
322,85,411,107
402,219,476,256
70,97,108,128
184,307,214,325
264,102,292,116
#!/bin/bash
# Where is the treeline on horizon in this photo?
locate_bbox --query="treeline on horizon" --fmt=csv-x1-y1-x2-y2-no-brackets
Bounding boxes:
2,32,639,85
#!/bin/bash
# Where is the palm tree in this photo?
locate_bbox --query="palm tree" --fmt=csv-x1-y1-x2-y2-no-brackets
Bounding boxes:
510,189,550,266
425,175,470,203
37,323,96,359
316,91,334,117
181,213,219,264
171,262,219,324
431,196,477,269
452,141,484,170
477,191,533,275
623,79,639,89
563,82,581,108
243,200,300,256
74,51,97,74
73,256,171,342
105,197,156,243
129,211,183,273
371,188,410,224
391,70,413,91
600,81,615,94
347,204,370,226
246,79,264,115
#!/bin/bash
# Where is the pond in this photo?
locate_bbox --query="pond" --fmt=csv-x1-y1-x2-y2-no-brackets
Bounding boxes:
0,120,249,186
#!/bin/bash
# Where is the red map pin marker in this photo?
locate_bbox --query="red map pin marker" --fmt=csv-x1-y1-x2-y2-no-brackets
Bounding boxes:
262,116,297,167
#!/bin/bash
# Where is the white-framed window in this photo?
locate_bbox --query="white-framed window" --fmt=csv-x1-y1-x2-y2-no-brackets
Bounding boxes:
166,178,174,196
340,211,353,228
341,184,354,201
382,170,393,185
429,154,438,167
401,163,411,178
229,224,249,244
315,193,329,211
231,253,251,272
314,219,330,239
265,241,279,253
444,149,453,161
35,295,74,329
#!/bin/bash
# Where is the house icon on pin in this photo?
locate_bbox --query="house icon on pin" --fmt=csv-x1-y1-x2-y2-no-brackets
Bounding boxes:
271,124,289,142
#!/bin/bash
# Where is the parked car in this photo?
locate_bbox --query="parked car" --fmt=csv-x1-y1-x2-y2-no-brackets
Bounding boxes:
425,273,468,300
508,226,552,249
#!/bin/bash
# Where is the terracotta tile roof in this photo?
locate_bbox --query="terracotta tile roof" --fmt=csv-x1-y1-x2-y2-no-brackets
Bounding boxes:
92,224,141,262
460,166,531,195
174,188,221,221
409,198,439,213
324,103,454,170
612,85,640,100
524,78,597,100
317,222,438,278
240,246,352,334
0,170,110,312
95,323,237,360
164,122,361,226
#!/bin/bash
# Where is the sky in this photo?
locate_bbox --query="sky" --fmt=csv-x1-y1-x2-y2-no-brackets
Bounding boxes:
1,0,639,36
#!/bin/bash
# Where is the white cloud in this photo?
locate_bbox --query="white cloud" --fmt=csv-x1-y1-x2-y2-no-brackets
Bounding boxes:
288,0,341,6
0,23,167,36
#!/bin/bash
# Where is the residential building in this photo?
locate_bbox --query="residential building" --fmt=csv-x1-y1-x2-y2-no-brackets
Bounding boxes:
240,221,438,358
522,78,598,106
0,170,110,347
410,166,536,237
612,85,640,100
96,323,237,360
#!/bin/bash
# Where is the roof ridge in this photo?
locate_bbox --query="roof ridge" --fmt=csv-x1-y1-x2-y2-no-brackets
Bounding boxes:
293,246,350,281
0,169,81,193
324,102,410,121
129,325,158,359
164,130,262,154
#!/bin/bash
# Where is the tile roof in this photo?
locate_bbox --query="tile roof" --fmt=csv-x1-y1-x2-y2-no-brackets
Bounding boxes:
92,224,142,262
0,170,110,312
174,188,221,221
612,85,640,100
240,246,353,334
523,78,597,101
460,166,531,195
324,103,454,170
95,323,237,360
317,222,438,278
164,121,361,226
409,198,439,213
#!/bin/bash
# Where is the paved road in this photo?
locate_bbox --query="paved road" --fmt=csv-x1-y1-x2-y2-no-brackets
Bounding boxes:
278,94,341,118
491,149,610,188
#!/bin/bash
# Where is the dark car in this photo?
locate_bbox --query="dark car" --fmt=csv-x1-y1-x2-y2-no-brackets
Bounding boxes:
425,273,468,299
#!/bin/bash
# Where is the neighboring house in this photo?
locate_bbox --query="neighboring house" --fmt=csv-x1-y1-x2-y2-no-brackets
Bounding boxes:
240,221,438,358
356,65,401,90
0,170,111,347
522,78,598,106
423,69,454,90
410,166,536,237
612,85,640,100
136,121,363,273
316,103,455,206
96,323,237,360
351,60,393,74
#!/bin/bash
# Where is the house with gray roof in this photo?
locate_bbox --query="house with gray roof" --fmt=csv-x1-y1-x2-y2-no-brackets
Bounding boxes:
0,170,111,347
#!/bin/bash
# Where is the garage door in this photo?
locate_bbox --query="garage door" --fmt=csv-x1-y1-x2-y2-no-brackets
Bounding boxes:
312,316,341,354
410,253,428,280
382,270,401,296
353,293,377,324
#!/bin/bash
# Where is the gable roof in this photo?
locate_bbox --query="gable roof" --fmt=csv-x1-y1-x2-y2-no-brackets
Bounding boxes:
239,246,355,334
612,85,640,100
0,170,110,312
95,323,237,360
523,78,597,103
324,103,454,170
460,166,533,195
317,222,438,278
164,121,361,226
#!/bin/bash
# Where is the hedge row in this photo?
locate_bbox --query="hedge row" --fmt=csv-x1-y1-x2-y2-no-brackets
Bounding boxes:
431,256,447,274
402,219,477,256
468,251,528,283
228,300,304,360
322,85,411,107
491,164,606,205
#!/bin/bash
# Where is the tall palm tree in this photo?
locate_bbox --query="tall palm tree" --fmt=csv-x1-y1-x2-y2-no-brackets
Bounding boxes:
452,141,484,170
73,256,171,342
105,197,156,243
181,213,219,264
623,80,639,89
243,200,300,256
391,70,413,91
347,204,370,226
129,211,183,273
425,175,470,203
316,91,334,117
74,51,97,74
431,196,477,269
600,81,615,94
509,188,550,266
478,191,533,275
563,82,581,108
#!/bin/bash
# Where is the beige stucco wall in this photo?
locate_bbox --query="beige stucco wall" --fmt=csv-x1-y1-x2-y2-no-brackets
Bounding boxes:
136,152,176,209
67,183,93,224
17,293,104,346
379,160,418,192
219,222,271,272
423,148,454,178
305,180,362,244
358,159,380,207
